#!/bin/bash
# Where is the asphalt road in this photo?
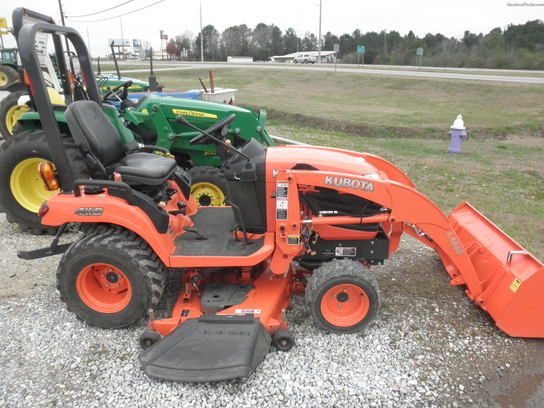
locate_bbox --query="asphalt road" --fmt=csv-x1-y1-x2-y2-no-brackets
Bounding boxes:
111,61,544,84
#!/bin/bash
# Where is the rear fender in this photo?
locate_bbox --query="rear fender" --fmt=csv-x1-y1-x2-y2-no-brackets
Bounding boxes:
41,192,184,265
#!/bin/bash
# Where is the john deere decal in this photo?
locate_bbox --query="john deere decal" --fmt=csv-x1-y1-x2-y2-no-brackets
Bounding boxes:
172,109,218,119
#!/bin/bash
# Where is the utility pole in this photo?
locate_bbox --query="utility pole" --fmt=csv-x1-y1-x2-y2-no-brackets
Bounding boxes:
317,0,322,63
200,2,204,62
57,0,75,73
120,17,124,59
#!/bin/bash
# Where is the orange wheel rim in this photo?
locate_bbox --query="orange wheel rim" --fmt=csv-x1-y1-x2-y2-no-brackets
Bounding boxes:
320,283,370,327
76,263,132,314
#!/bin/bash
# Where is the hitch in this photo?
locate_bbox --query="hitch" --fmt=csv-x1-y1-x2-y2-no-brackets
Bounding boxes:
17,224,73,260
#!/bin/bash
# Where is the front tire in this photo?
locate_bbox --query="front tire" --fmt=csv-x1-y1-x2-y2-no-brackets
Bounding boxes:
305,259,381,333
57,226,167,329
0,129,89,234
0,65,18,90
0,90,30,138
189,166,228,206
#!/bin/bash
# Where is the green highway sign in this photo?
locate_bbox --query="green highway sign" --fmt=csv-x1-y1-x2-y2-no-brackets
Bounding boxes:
357,45,365,54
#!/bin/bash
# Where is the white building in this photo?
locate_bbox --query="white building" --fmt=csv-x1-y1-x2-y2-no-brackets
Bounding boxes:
270,51,336,63
227,56,253,63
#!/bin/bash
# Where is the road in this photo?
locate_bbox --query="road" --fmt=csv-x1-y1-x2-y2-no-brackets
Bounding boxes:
110,61,544,85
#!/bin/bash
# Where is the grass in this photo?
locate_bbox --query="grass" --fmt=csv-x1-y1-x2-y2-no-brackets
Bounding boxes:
96,65,543,258
96,66,544,139
269,124,544,259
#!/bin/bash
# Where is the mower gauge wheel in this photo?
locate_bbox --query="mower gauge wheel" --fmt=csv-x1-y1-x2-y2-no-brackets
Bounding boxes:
139,329,162,349
305,259,381,334
272,329,295,351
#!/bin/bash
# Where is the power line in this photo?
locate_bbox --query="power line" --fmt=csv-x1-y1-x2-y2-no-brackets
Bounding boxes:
68,0,165,23
66,0,135,18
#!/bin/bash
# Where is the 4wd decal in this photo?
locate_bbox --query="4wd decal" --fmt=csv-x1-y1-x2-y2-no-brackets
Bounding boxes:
75,207,103,216
171,109,218,119
324,176,374,192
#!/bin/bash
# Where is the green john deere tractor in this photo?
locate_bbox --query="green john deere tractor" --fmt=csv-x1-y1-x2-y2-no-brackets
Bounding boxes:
0,47,20,90
0,8,275,234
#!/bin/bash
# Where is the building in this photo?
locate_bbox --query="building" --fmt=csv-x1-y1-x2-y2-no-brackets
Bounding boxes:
227,56,253,63
270,51,336,63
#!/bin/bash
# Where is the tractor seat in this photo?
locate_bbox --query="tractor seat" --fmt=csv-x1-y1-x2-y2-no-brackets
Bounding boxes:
65,100,176,185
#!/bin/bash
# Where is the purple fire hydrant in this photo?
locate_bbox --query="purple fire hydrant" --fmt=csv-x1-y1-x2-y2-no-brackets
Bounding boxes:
448,114,467,154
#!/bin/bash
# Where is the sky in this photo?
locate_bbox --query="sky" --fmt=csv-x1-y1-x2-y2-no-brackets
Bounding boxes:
1,0,542,56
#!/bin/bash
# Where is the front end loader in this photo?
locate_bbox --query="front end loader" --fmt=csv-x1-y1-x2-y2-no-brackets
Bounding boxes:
15,12,543,383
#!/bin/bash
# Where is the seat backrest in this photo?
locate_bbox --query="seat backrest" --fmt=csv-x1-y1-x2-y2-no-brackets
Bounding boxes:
65,100,124,167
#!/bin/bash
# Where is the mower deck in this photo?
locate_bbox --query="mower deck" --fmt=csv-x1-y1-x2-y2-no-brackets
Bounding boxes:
140,314,271,382
174,207,264,257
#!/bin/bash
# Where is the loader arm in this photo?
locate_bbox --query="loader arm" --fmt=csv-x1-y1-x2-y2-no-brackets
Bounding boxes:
288,169,482,297
287,169,544,337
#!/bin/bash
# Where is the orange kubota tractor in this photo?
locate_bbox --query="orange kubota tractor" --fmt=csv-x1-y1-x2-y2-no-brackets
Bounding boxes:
17,12,544,382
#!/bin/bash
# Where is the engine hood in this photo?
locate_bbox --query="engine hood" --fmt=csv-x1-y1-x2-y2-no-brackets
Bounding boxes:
266,145,381,179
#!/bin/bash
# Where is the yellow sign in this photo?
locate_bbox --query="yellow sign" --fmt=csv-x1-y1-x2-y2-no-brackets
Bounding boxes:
0,18,7,29
510,278,522,293
172,109,217,119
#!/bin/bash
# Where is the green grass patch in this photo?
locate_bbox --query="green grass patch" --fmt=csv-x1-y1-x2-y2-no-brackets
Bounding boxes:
97,67,544,139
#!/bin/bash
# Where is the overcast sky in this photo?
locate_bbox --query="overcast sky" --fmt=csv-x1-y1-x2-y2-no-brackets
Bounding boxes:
1,0,541,56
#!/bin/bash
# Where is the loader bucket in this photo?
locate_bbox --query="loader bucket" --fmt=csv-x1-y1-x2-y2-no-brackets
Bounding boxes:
448,202,544,338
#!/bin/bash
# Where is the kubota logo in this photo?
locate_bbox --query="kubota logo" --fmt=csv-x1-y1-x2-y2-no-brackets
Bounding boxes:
75,207,103,216
446,232,464,255
324,176,374,192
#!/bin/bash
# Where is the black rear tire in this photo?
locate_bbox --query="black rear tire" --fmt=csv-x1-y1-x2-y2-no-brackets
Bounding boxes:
189,166,228,206
0,90,28,138
0,129,89,234
57,226,167,329
305,259,381,334
0,65,18,91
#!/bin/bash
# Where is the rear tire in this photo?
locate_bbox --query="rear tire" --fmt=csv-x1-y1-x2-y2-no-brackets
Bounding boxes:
0,129,89,234
189,166,228,206
305,259,381,334
57,226,167,329
0,90,30,138
0,65,18,91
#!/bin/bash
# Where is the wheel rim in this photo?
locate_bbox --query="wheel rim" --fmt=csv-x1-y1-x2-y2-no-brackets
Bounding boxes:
10,158,58,213
76,263,132,314
5,104,30,135
0,72,7,87
190,181,225,206
320,283,370,327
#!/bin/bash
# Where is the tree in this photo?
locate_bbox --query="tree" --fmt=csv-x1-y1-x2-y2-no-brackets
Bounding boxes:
165,39,179,59
283,28,299,54
194,25,220,61
221,24,252,57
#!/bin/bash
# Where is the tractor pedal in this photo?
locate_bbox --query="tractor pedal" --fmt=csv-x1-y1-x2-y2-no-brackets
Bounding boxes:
140,315,271,382
183,227,208,240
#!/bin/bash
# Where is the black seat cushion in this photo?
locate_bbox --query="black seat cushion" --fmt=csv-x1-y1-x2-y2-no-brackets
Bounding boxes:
65,100,124,167
113,152,176,186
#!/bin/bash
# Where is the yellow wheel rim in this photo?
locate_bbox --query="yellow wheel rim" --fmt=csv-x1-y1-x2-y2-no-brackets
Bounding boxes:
6,104,30,135
10,158,58,213
190,182,225,206
0,72,7,87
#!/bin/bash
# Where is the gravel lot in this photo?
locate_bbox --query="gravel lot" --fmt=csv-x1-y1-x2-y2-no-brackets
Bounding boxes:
0,216,543,407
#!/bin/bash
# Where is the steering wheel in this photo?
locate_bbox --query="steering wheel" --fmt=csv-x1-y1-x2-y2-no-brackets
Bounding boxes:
102,80,132,102
188,114,237,145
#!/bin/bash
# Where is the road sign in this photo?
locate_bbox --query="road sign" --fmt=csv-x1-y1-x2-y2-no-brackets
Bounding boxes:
333,43,340,52
416,47,424,56
0,18,7,29
357,45,365,54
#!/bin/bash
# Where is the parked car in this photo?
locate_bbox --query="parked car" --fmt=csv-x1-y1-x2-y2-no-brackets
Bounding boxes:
293,54,317,64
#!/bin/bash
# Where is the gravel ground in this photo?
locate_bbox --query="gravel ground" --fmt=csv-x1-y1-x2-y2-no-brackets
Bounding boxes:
0,216,543,407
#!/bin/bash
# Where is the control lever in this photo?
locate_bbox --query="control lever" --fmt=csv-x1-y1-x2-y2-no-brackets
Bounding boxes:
169,202,186,216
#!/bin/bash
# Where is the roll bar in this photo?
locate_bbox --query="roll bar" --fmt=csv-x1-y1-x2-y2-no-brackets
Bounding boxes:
14,8,102,191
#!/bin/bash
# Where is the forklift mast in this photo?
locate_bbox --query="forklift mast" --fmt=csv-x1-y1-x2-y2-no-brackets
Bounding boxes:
13,7,101,192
